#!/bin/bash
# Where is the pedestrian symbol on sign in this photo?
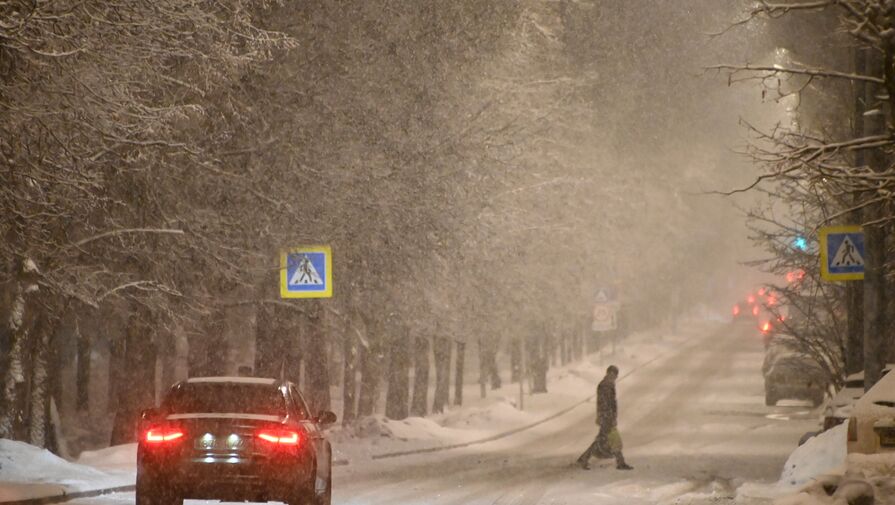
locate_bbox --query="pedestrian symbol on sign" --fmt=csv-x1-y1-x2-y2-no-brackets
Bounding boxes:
830,236,863,268
289,255,323,286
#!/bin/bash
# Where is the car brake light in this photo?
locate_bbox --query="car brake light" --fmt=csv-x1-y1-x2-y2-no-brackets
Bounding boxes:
752,305,760,316
733,305,740,316
748,295,756,304
257,430,301,446
145,427,185,444
848,417,858,442
761,321,771,333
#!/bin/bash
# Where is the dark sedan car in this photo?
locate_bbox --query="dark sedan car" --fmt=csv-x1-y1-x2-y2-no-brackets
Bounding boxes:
136,377,336,505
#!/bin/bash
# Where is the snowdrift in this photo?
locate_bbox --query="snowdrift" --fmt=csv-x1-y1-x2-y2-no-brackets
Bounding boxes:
0,439,133,502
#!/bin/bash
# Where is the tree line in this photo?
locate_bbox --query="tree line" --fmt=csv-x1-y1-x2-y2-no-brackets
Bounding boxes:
1,0,747,453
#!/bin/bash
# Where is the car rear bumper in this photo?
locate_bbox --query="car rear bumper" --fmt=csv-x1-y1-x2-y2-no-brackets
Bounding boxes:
138,448,313,501
770,385,824,401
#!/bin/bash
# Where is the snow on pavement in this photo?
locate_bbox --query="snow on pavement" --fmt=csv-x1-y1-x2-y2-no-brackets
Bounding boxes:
2,318,838,505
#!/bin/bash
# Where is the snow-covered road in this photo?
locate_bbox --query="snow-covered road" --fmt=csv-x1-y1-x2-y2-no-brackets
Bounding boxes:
66,321,817,505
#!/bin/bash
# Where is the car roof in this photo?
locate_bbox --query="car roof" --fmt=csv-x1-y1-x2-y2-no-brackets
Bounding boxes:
853,371,895,416
845,364,895,382
185,376,278,386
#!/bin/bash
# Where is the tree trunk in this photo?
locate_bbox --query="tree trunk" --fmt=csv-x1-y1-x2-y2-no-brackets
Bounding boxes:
342,333,358,425
528,333,548,394
478,338,487,399
0,260,38,439
110,311,157,445
28,314,52,447
560,331,569,365
432,336,451,414
510,338,521,383
385,330,410,420
76,320,91,412
254,298,284,379
863,219,889,389
304,304,330,415
847,45,867,376
410,336,429,417
357,326,382,417
108,333,125,415
862,46,889,391
454,340,465,406
484,339,501,390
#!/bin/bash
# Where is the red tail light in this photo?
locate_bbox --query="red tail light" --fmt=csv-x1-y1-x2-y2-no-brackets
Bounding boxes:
752,305,760,316
145,427,185,444
747,295,756,304
732,305,740,316
761,321,771,333
257,429,301,446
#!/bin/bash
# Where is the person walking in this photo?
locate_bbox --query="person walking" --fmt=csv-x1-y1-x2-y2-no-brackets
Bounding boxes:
577,365,633,470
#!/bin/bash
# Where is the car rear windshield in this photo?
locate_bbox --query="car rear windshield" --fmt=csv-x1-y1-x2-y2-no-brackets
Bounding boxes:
163,383,287,415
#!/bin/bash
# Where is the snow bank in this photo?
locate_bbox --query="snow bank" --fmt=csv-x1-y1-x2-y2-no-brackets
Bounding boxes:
76,444,137,473
441,397,534,430
770,449,895,504
737,424,846,501
0,439,133,502
777,424,847,490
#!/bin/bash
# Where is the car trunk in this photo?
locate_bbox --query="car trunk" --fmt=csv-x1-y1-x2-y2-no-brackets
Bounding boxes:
165,413,287,463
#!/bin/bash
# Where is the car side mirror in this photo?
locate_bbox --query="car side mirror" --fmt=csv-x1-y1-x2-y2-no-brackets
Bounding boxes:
316,410,337,426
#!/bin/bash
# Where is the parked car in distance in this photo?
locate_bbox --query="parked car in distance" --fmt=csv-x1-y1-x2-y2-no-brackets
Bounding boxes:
762,335,799,377
137,377,336,505
847,371,895,455
764,351,826,407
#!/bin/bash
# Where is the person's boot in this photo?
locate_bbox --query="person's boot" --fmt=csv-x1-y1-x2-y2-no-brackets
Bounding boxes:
576,457,590,470
615,454,633,470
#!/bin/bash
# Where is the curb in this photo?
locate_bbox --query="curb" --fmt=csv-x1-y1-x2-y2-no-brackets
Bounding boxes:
370,350,669,460
1,485,136,505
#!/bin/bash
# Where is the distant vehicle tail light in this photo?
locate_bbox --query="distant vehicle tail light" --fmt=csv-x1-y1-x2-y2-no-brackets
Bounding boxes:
848,417,858,442
761,321,771,333
752,305,760,316
257,429,301,447
748,295,756,304
145,426,185,444
732,305,740,316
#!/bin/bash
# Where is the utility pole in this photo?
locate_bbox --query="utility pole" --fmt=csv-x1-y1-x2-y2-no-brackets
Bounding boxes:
861,46,889,391
846,46,866,376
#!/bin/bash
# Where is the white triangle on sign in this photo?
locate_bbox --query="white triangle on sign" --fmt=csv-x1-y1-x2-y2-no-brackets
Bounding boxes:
595,290,608,303
831,236,864,267
289,256,323,286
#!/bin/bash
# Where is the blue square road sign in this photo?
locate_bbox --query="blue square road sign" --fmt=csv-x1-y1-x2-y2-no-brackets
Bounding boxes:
280,246,333,298
820,226,864,281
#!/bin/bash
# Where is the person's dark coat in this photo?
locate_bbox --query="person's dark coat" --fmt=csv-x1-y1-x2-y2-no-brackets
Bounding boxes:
596,376,617,430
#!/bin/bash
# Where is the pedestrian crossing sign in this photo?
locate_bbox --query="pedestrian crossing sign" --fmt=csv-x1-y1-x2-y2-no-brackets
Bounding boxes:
819,226,865,281
280,246,333,298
